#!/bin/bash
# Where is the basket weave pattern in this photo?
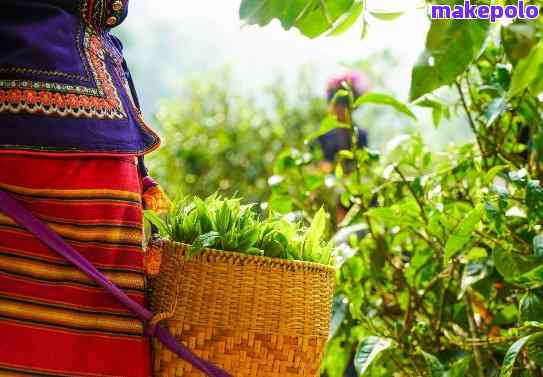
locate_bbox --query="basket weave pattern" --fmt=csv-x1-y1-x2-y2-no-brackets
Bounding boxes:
150,241,335,377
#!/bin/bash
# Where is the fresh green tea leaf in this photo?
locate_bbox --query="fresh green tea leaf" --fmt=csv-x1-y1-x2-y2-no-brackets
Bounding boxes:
353,336,393,376
445,356,472,377
306,115,350,142
519,291,543,323
143,210,168,236
189,231,221,257
328,0,363,36
368,9,405,21
410,20,489,101
509,41,543,98
444,205,482,260
354,93,416,119
511,265,543,289
329,295,348,339
500,333,543,377
419,350,445,377
533,234,543,258
527,333,543,367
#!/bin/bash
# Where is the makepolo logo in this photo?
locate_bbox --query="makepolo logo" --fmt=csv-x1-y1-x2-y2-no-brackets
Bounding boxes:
429,0,539,22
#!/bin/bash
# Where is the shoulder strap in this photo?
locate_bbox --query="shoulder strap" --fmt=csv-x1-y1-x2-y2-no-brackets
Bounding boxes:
0,189,230,377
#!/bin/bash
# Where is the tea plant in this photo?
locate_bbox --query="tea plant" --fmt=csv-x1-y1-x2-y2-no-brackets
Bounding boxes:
237,1,543,376
144,195,334,265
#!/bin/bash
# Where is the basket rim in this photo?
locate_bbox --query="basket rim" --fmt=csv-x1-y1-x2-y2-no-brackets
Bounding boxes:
157,239,337,274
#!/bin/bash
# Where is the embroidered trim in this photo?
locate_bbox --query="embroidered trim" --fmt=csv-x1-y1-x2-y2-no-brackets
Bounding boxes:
0,80,99,96
81,0,108,27
0,67,88,81
0,27,125,119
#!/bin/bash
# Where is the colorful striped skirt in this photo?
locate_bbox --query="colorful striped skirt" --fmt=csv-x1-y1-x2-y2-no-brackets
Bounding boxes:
0,154,151,377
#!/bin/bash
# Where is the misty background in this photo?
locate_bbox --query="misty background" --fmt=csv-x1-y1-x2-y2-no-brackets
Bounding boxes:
115,0,473,149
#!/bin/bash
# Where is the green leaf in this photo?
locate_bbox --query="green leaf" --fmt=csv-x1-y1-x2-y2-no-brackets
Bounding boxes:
337,150,354,160
365,207,397,227
238,227,260,251
460,261,490,297
526,180,543,221
494,248,536,281
189,231,221,257
533,234,543,258
328,0,363,36
527,333,543,367
508,168,528,183
329,295,348,339
239,0,285,27
348,284,363,320
432,106,442,128
360,16,368,39
354,93,416,119
319,243,334,265
143,210,168,236
331,89,351,105
502,23,537,64
445,356,472,377
509,41,543,98
304,207,328,260
444,205,482,260
409,20,489,101
512,265,543,289
368,9,405,21
240,0,348,35
306,115,350,141
269,193,293,214
308,207,327,237
353,336,393,376
519,291,543,323
194,197,213,232
414,98,448,127
239,0,266,22
323,336,351,377
500,332,543,377
484,165,507,185
281,0,313,29
484,97,507,128
419,350,445,377
294,0,355,38
464,247,488,261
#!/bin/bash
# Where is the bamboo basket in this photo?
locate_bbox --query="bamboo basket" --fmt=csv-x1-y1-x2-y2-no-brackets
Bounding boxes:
149,240,336,377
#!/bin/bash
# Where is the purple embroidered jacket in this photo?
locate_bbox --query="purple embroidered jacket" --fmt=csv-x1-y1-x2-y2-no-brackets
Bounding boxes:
0,0,161,155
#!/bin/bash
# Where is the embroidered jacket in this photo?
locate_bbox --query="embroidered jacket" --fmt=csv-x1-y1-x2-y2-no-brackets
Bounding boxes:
0,0,161,155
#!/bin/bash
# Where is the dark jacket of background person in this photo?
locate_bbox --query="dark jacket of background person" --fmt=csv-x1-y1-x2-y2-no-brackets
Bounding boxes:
0,0,160,155
317,126,368,162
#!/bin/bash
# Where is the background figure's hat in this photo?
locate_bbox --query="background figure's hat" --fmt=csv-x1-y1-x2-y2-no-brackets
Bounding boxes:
326,71,371,102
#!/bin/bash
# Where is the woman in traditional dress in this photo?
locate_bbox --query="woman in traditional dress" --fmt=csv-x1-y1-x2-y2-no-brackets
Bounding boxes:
0,1,166,376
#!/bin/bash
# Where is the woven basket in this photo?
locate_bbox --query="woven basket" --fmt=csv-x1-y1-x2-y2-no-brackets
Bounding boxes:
149,240,336,377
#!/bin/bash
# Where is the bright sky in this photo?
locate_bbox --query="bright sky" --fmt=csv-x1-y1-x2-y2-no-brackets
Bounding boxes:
120,0,431,111
118,1,472,148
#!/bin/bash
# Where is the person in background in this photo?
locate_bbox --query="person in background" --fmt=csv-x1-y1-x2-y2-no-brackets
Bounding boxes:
316,71,370,224
317,71,370,174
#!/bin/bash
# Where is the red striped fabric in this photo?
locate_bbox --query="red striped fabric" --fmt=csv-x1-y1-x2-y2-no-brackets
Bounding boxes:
0,154,151,377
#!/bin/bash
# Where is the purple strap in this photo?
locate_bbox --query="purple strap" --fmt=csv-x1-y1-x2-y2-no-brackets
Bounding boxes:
0,189,231,377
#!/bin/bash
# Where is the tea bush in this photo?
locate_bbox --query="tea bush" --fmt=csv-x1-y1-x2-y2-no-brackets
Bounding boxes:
238,1,543,375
